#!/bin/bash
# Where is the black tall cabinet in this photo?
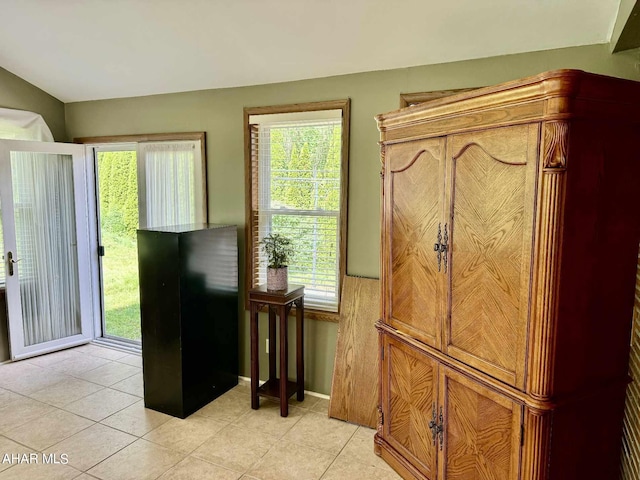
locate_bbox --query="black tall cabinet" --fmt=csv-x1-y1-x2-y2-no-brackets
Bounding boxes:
137,224,238,418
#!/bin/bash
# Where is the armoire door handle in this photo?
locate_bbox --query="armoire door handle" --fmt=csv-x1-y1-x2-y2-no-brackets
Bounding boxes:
434,223,449,273
428,404,439,445
434,223,443,271
428,403,445,448
438,406,444,450
442,224,448,274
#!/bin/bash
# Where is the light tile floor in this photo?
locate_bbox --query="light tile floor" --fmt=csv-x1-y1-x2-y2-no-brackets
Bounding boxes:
0,344,401,480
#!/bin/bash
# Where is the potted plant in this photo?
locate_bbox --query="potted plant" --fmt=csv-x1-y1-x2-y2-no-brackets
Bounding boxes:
260,233,294,290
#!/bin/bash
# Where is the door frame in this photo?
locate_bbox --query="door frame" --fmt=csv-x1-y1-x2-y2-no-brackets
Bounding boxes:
78,132,207,348
85,143,142,348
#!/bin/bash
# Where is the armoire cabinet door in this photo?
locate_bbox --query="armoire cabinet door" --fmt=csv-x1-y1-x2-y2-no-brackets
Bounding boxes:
445,124,539,388
384,138,446,348
382,332,439,479
439,367,523,480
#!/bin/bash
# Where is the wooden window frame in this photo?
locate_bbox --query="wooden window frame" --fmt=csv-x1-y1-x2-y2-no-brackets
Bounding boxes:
74,132,208,223
244,100,350,322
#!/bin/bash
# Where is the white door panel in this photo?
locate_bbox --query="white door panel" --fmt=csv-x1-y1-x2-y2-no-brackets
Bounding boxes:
0,139,93,360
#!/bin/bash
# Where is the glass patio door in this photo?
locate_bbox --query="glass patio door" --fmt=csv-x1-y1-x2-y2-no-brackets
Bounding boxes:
94,145,141,343
0,140,92,360
88,137,206,346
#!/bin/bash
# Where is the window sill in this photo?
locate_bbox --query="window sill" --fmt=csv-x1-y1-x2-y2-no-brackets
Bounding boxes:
304,309,339,323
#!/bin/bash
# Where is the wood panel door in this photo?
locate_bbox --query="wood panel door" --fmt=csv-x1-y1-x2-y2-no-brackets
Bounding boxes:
382,332,439,479
445,125,539,388
439,367,523,480
384,138,446,348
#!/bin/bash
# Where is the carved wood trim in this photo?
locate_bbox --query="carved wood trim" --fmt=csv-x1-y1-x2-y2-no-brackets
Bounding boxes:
376,405,384,438
520,407,552,480
390,149,428,173
381,70,640,134
527,166,567,400
377,326,385,439
543,122,569,169
451,142,528,166
399,88,475,108
380,143,390,326
380,70,640,146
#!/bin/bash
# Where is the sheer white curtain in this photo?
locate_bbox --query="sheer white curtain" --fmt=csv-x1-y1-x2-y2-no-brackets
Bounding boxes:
11,152,81,345
138,141,204,228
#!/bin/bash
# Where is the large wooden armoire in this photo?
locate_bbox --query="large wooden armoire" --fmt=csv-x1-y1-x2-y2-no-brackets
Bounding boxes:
375,70,640,480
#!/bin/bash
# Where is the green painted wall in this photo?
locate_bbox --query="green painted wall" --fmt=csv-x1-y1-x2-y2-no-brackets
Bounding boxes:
65,44,640,394
0,66,66,141
611,0,639,51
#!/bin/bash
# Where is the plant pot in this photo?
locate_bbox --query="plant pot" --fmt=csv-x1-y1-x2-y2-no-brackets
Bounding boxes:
267,266,288,291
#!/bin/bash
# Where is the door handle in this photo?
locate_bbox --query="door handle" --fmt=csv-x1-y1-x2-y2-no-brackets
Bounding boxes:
428,404,445,449
428,403,439,445
434,223,449,273
7,251,21,276
438,406,444,450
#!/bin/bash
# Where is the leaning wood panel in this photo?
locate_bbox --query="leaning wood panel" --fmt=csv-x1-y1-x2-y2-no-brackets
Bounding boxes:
621,249,640,480
329,275,380,427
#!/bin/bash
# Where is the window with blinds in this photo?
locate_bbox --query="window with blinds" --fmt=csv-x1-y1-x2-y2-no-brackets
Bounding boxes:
246,101,350,313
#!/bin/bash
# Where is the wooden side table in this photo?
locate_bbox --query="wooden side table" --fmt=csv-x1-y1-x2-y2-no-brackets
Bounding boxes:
249,284,304,417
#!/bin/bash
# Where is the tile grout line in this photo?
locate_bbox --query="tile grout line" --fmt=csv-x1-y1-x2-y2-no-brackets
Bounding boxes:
234,401,309,478
316,421,360,480
3,347,384,480
45,358,142,388
0,348,145,476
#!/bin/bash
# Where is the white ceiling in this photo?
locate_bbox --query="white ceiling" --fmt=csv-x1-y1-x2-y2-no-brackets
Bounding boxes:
0,0,622,103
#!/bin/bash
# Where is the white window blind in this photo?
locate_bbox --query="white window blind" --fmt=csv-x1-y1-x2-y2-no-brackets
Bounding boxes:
252,115,343,311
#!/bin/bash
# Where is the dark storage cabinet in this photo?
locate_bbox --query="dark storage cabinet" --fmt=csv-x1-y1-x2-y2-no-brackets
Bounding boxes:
137,224,238,418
